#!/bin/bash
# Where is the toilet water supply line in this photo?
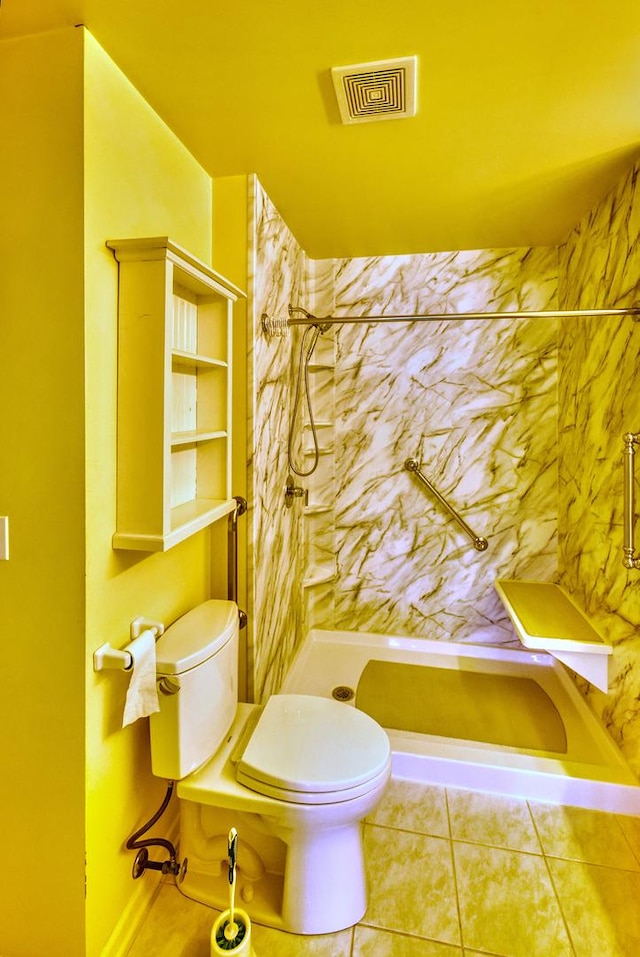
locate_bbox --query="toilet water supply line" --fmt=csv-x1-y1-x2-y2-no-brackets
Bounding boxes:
126,780,187,881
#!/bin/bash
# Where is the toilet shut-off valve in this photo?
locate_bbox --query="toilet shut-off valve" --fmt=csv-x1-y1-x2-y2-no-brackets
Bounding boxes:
126,781,187,883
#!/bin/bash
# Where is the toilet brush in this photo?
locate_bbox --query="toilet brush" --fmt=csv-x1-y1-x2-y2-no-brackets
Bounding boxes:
210,828,256,956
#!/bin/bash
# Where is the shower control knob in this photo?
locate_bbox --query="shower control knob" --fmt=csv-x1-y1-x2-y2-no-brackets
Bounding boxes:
285,477,308,508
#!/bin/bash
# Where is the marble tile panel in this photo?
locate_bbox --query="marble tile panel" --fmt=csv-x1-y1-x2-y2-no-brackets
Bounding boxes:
249,179,308,700
529,801,640,870
557,156,640,777
363,824,460,945
353,925,462,956
366,779,449,837
453,841,573,956
446,788,541,853
330,247,559,641
549,857,640,957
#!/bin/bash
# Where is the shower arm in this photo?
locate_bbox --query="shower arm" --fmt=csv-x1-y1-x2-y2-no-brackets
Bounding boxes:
623,432,640,570
404,458,488,553
261,304,640,335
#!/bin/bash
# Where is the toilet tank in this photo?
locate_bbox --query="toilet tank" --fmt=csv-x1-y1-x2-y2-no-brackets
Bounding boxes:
149,600,239,780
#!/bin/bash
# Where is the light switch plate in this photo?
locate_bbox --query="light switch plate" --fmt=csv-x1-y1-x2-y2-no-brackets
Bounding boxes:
0,516,9,560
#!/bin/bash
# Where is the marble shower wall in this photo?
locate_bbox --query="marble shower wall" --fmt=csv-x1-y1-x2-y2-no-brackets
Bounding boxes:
248,178,308,701
323,248,559,642
557,158,640,771
248,163,640,776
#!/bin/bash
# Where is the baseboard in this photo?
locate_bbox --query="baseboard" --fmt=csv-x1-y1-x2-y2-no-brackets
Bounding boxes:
100,814,180,957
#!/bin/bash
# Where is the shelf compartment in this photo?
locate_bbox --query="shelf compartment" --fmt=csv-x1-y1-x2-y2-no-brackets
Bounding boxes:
495,579,612,691
172,350,228,370
171,430,228,448
108,236,242,551
113,498,236,552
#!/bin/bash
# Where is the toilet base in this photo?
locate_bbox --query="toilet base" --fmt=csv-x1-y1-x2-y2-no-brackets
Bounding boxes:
178,801,368,935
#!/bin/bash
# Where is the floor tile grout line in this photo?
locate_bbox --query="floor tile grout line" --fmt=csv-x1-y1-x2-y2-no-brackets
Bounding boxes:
527,797,640,872
613,812,640,868
527,799,579,955
445,788,465,951
541,852,640,873
530,805,579,957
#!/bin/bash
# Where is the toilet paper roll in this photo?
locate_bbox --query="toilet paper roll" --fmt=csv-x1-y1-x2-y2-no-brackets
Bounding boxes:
122,630,160,727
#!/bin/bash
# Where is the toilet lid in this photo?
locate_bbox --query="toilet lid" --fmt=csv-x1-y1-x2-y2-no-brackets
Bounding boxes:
236,694,390,803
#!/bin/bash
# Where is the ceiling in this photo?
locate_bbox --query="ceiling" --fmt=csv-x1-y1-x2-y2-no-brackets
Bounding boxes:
2,0,640,259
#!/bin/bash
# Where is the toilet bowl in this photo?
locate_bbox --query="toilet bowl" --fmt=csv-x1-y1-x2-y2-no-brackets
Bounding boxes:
149,600,391,935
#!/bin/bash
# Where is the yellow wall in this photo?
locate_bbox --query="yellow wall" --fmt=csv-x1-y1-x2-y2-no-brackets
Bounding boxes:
0,28,87,956
82,30,216,957
212,175,250,697
0,25,225,957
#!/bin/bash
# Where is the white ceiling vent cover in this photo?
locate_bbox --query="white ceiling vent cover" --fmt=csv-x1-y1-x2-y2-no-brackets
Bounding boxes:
331,56,417,125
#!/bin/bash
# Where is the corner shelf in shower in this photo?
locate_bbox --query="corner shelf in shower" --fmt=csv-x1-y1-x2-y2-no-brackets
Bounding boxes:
495,579,612,692
307,362,335,372
304,446,334,457
304,504,333,516
303,565,337,588
107,236,244,552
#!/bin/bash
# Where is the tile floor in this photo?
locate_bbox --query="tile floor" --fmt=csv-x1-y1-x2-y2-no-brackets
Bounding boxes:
126,780,640,957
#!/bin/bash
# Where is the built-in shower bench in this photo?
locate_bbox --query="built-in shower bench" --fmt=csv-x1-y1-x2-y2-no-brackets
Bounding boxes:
495,579,612,692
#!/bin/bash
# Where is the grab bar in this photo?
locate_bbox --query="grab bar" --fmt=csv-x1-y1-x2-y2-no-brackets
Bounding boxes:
404,457,488,552
228,495,248,629
623,432,640,570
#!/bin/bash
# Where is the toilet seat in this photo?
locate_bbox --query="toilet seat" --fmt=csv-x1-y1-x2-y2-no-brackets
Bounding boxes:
236,694,391,805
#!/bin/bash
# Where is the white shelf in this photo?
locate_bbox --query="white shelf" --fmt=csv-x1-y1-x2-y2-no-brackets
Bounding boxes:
495,579,612,691
172,350,228,370
171,429,228,448
107,236,243,551
113,498,236,552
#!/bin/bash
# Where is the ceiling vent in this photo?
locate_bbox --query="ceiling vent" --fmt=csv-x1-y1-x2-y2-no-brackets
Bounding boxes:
331,56,417,125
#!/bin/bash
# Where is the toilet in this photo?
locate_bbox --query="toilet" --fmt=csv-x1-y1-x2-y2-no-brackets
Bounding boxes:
149,599,391,935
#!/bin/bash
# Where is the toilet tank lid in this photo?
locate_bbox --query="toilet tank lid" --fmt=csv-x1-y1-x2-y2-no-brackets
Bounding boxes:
155,600,238,675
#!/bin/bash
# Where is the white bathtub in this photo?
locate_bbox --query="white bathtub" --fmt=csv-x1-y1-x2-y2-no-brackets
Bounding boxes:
280,628,640,814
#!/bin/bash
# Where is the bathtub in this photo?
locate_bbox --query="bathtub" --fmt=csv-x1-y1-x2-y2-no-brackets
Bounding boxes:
280,628,640,814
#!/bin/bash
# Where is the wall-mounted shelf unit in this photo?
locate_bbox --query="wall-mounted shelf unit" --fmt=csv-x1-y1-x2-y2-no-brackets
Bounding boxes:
107,237,244,551
495,579,612,692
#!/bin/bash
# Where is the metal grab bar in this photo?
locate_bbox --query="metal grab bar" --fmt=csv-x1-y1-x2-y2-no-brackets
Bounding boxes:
404,458,489,552
623,433,640,570
228,496,248,628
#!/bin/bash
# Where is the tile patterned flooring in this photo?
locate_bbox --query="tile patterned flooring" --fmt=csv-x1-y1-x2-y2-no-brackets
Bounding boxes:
127,780,640,957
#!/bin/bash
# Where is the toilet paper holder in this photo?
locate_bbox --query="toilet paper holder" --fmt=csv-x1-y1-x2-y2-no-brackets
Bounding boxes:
93,616,165,672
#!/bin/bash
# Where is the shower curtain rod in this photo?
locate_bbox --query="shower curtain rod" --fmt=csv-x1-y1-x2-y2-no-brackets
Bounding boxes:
262,304,640,335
